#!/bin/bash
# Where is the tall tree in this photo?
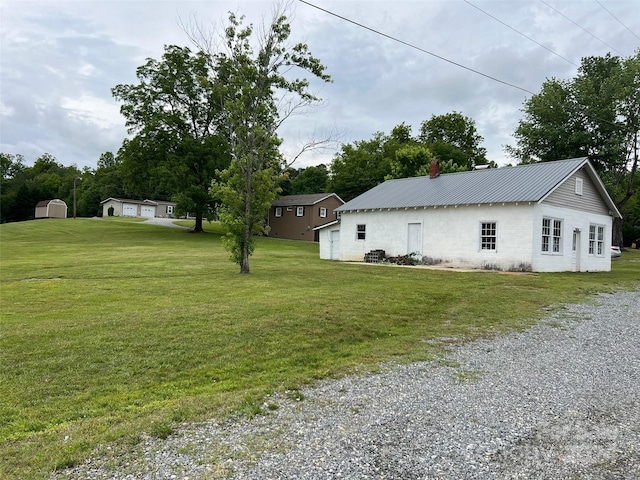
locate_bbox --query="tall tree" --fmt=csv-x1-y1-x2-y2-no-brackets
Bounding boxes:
287,165,329,194
112,45,230,232
419,112,488,169
206,6,331,273
508,52,640,245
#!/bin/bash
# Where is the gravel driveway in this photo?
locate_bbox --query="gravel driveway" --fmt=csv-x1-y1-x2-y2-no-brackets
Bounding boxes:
55,289,640,480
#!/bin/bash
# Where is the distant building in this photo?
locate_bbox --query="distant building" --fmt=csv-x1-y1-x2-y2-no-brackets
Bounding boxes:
35,199,68,219
100,198,177,218
267,193,344,242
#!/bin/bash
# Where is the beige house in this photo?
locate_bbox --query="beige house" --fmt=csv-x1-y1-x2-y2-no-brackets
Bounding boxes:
35,199,67,219
100,197,177,218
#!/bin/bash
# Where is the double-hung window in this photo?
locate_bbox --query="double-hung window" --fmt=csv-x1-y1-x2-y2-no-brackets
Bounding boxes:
589,224,605,256
319,207,327,218
296,206,304,217
542,218,562,253
167,205,174,215
275,207,283,217
356,224,366,240
480,222,497,250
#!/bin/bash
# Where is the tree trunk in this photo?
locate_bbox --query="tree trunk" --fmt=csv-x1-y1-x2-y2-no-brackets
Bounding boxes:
240,229,251,273
193,213,204,233
612,217,624,248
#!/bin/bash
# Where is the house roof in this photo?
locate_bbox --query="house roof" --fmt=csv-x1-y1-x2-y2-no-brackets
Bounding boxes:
36,199,66,207
272,193,344,207
100,197,176,206
336,157,621,217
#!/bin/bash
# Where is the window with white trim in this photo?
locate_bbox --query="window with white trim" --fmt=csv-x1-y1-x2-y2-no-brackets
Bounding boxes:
575,178,584,195
542,217,563,253
275,207,282,217
167,205,174,214
319,207,327,218
589,224,605,256
480,222,497,250
296,206,304,217
356,224,366,240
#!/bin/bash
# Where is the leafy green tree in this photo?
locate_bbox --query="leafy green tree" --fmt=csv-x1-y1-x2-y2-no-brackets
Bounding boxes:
419,112,488,169
387,144,434,179
288,165,329,194
508,52,640,245
112,45,230,232
0,153,81,222
208,7,331,273
328,133,393,201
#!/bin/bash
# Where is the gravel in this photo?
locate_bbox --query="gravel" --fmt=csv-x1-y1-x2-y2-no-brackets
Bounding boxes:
54,289,640,480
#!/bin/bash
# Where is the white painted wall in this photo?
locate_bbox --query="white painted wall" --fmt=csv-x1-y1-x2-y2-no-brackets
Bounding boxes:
532,203,612,272
327,203,613,272
318,226,341,260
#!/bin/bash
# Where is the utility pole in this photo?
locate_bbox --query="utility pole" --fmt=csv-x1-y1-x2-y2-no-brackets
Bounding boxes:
73,176,82,219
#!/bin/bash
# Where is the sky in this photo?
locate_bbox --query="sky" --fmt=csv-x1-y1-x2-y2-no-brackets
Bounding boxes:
1,0,639,171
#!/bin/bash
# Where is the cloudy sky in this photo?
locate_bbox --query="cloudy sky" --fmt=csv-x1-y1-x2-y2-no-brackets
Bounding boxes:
1,0,639,171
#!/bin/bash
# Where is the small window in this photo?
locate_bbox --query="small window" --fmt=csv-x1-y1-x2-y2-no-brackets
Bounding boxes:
167,205,174,214
575,178,584,195
356,224,366,240
286,206,293,211
296,206,304,217
319,207,327,218
480,222,496,250
275,207,282,217
542,217,562,253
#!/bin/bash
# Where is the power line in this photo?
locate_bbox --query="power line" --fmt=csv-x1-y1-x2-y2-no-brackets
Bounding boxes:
463,0,579,68
595,0,640,43
298,0,536,96
539,0,625,56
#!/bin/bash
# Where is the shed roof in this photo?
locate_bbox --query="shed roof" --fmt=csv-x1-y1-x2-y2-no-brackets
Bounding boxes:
36,199,66,207
272,193,343,207
336,157,620,217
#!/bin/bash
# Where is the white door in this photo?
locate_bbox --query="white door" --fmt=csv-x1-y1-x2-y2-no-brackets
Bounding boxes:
572,230,581,272
122,203,138,216
408,223,422,256
141,205,156,218
330,229,340,260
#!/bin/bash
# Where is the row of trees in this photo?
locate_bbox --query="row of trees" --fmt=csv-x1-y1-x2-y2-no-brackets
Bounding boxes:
3,7,638,266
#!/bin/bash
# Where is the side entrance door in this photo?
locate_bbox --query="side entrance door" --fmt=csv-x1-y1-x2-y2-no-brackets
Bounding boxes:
572,229,581,272
407,223,422,256
330,229,340,260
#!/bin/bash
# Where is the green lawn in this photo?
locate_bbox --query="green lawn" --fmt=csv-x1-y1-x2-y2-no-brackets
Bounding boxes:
1,218,638,479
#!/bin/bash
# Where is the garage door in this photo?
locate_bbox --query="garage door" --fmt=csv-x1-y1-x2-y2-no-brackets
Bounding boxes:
122,203,138,216
141,205,156,218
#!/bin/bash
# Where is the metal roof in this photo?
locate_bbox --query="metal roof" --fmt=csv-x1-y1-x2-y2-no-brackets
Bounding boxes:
336,157,608,212
272,193,343,207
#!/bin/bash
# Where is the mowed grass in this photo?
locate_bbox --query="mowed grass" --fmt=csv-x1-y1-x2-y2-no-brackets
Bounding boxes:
1,218,638,479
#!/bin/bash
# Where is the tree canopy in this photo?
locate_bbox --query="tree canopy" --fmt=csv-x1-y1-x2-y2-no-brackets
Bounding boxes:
329,114,487,201
112,45,230,232
508,52,640,245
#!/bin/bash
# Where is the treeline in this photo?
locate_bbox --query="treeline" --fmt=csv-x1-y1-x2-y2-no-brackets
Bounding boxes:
0,152,127,223
0,111,486,223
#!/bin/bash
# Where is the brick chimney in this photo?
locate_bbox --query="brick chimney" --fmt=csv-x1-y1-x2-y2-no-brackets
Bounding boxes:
429,159,440,179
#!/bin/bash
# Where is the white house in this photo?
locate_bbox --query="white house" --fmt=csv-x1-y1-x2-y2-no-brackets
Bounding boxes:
317,157,621,272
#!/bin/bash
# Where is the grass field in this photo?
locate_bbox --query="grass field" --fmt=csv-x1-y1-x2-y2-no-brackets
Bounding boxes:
1,218,638,479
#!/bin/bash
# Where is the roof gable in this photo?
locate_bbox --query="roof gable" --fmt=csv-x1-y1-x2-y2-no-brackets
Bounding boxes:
336,158,619,217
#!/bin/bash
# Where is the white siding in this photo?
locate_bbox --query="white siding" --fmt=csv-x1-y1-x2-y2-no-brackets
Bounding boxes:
328,203,612,272
532,204,612,272
338,204,536,271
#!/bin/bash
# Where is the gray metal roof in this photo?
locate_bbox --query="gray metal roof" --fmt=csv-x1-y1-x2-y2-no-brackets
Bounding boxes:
272,193,343,207
337,157,604,211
